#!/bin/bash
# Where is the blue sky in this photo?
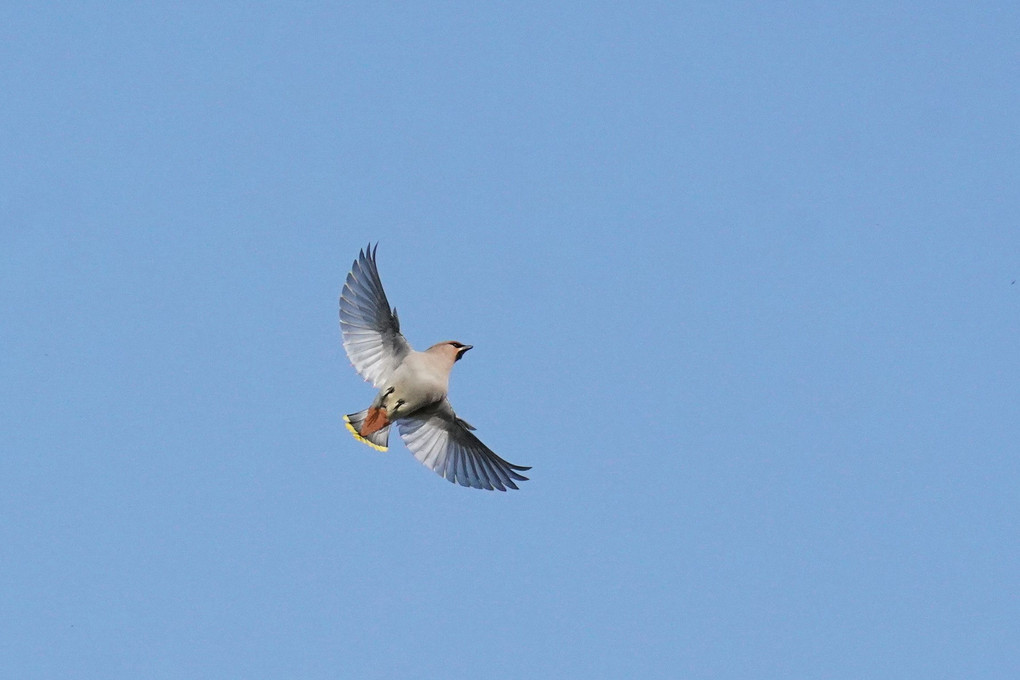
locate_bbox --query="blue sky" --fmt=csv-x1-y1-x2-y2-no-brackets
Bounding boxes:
2,2,1018,678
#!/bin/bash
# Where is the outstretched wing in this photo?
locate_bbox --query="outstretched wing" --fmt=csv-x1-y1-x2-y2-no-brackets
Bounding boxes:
340,244,412,388
397,401,530,491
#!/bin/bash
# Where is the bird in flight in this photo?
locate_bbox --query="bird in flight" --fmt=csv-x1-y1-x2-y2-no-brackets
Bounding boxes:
339,244,530,491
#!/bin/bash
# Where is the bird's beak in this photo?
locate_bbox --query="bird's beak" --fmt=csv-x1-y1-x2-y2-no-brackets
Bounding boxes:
456,344,473,360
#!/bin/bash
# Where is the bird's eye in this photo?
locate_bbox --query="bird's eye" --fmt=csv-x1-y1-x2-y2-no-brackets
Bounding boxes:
450,342,463,348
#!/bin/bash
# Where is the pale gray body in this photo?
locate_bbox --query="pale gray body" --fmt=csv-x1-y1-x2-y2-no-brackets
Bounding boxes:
373,346,457,421
339,244,530,491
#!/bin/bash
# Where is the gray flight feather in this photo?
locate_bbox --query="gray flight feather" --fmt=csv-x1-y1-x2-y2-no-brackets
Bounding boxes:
339,244,412,388
397,401,531,492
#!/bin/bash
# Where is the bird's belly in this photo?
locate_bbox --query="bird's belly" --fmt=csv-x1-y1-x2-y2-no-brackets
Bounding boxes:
382,369,446,419
386,386,438,417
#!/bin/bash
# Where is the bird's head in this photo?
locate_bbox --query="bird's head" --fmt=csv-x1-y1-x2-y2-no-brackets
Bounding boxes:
448,340,473,362
429,340,473,363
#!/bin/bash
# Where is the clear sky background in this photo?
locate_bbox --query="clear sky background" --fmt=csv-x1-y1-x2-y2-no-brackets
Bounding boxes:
2,3,1018,678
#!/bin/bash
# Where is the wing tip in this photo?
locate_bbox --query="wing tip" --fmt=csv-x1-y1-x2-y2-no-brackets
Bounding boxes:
359,241,378,263
343,414,388,452
355,242,378,265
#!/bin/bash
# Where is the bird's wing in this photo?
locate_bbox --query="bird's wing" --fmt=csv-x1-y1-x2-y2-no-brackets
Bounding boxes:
340,244,412,388
397,401,531,491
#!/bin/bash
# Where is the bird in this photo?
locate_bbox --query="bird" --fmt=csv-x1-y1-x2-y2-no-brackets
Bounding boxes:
339,244,530,491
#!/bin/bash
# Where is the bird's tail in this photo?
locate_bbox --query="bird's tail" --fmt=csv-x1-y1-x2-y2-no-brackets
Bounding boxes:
344,409,390,451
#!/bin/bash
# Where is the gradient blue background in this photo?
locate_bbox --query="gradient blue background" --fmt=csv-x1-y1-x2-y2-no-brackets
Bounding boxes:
2,3,1018,678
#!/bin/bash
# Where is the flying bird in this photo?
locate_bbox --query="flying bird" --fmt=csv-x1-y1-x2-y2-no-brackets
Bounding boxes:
339,244,530,491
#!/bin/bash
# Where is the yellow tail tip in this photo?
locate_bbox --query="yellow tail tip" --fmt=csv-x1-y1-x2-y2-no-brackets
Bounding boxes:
343,414,387,451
